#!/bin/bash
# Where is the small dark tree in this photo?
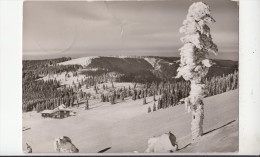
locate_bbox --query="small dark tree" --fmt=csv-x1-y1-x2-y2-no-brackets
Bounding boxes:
143,96,146,105
76,99,79,108
158,97,162,109
85,99,89,110
106,95,109,102
79,89,83,100
128,89,131,97
137,90,141,99
132,90,136,100
112,82,114,88
101,93,105,102
134,83,137,89
120,92,125,101
36,103,40,113
153,103,156,112
148,106,151,113
140,90,144,98
70,97,73,107
110,95,115,104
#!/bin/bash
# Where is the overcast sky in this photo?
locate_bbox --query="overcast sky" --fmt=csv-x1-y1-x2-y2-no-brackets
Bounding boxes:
23,0,239,60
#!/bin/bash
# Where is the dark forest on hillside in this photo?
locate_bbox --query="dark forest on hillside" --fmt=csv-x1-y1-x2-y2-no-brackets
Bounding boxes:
22,57,238,113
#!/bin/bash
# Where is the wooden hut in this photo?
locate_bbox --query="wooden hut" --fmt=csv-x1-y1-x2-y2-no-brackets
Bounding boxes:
41,105,74,119
41,110,53,118
52,108,72,119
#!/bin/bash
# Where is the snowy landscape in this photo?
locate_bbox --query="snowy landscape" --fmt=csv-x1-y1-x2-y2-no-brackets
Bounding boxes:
22,0,239,154
22,56,238,153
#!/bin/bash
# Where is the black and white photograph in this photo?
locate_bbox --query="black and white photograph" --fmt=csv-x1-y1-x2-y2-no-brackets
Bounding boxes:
22,0,239,153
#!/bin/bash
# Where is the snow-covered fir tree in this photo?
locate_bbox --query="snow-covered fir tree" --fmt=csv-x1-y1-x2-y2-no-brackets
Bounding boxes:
176,2,218,140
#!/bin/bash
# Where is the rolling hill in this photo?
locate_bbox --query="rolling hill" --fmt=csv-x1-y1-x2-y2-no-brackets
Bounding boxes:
57,56,238,81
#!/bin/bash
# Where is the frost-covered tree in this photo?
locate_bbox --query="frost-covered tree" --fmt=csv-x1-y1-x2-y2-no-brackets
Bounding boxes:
176,2,218,140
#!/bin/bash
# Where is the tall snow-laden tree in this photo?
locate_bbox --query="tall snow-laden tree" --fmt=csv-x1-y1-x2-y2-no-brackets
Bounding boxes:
176,2,218,140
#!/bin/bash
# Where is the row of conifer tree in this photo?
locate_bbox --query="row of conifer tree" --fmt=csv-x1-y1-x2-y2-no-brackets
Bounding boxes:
22,70,238,113
146,70,239,113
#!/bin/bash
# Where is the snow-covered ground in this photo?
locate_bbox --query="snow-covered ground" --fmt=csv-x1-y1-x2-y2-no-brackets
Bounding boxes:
58,56,99,67
38,70,138,92
38,72,86,87
144,57,175,71
144,57,162,71
57,56,142,67
80,82,137,99
38,72,140,97
22,89,238,153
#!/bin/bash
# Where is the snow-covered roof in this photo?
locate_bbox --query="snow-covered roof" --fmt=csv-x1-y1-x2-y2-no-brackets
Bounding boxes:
41,105,73,114
57,104,66,110
53,105,73,113
52,108,73,113
41,110,53,114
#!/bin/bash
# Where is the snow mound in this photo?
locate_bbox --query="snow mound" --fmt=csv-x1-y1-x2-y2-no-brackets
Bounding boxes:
144,57,174,71
54,136,79,153
145,132,178,153
58,56,99,67
144,57,158,68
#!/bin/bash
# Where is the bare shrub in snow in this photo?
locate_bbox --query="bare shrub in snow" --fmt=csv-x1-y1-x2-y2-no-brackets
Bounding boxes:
25,143,32,153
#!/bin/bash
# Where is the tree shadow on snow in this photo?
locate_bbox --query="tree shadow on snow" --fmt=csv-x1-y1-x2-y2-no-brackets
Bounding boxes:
203,120,236,136
178,143,191,151
177,120,236,151
97,147,111,153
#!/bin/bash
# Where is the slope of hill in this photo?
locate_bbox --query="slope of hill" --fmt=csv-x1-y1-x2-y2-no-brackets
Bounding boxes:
23,56,238,84
58,56,99,67
23,89,238,153
87,57,153,74
55,56,238,81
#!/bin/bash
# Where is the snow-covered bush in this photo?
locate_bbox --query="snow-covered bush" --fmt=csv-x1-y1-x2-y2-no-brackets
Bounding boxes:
145,132,178,153
54,136,79,153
